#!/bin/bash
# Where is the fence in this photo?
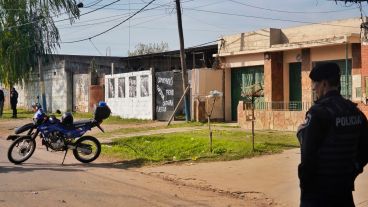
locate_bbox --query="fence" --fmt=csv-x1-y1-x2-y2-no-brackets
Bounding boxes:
242,101,313,111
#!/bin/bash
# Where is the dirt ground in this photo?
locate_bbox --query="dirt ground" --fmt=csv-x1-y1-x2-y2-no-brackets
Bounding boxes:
1,118,367,207
0,118,278,207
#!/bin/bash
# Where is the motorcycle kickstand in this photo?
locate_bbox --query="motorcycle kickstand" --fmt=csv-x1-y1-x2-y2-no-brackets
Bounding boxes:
61,150,68,165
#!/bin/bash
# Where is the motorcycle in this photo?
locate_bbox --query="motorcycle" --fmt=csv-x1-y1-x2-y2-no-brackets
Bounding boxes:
6,102,111,164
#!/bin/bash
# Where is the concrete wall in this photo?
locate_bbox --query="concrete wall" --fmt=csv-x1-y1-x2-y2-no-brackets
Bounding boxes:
281,18,361,43
191,68,224,121
105,70,153,119
17,60,68,112
73,74,90,112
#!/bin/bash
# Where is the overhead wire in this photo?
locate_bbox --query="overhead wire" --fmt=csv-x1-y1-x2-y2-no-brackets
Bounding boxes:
228,0,361,14
61,0,157,44
3,0,122,30
83,0,104,8
185,8,359,28
89,39,103,55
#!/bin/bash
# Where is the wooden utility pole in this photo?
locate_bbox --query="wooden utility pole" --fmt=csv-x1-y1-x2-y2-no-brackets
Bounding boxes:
175,0,190,121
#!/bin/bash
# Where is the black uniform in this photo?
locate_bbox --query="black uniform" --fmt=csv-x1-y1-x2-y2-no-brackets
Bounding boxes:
297,90,368,207
10,88,18,118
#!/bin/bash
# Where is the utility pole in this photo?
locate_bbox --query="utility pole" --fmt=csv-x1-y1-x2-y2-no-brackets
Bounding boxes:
175,0,190,121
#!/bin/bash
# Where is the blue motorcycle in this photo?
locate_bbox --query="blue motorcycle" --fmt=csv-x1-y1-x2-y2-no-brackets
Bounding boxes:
7,102,111,164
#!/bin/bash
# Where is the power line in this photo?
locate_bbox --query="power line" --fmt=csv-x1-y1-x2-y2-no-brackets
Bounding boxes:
83,0,104,8
89,39,103,55
185,8,359,28
3,0,121,30
228,0,361,14
54,0,121,23
61,0,157,44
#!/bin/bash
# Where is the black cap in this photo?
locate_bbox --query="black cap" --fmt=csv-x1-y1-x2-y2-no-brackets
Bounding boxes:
309,62,340,82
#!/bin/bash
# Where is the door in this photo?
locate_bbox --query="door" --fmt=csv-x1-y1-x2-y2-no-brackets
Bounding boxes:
231,66,264,121
289,63,302,110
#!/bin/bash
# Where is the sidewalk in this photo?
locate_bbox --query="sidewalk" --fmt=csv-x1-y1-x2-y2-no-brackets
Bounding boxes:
139,148,368,207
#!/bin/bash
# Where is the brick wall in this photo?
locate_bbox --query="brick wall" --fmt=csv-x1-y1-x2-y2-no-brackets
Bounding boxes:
89,85,104,112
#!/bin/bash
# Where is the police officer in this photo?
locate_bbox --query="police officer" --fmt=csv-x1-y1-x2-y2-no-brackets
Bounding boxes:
297,62,368,207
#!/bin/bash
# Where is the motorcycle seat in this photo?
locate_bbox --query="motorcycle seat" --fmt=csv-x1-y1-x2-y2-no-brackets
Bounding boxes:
73,119,94,128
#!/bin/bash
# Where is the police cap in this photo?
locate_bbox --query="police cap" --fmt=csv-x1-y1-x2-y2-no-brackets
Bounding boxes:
309,62,340,82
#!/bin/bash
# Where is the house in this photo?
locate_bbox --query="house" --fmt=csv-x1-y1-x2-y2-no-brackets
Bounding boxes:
17,54,123,112
217,17,367,130
16,45,219,120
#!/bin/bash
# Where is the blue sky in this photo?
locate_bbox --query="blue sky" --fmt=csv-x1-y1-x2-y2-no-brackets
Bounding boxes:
55,0,368,56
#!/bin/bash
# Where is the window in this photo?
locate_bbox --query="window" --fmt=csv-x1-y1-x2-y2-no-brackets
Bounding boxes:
118,77,125,98
140,75,149,97
129,76,137,97
108,78,115,98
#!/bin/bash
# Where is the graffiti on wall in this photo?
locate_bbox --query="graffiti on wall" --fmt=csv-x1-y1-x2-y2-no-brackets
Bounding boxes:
156,75,174,113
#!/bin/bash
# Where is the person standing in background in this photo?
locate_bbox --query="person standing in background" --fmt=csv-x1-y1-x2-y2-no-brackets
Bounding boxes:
10,87,18,118
0,88,4,117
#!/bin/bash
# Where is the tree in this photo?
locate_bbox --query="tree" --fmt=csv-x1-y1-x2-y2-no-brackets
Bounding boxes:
0,0,80,86
128,41,169,56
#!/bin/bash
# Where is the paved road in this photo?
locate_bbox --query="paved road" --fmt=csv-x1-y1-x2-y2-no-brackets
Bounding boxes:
0,119,269,207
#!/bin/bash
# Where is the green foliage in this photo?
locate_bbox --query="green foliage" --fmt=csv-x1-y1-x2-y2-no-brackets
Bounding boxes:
0,0,80,86
102,129,298,165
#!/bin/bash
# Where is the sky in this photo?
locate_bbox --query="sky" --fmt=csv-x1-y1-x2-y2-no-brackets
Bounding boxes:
55,0,368,57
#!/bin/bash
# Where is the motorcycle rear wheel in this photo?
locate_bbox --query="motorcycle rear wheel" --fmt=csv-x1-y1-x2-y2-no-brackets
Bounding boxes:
73,136,101,163
8,136,36,164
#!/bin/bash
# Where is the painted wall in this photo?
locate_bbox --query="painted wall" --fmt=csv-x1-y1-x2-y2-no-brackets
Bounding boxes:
281,18,361,43
223,53,264,68
105,70,153,119
191,68,224,121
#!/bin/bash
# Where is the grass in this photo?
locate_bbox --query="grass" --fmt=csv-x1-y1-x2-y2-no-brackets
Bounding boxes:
71,111,155,125
1,109,34,119
97,121,205,139
101,129,299,165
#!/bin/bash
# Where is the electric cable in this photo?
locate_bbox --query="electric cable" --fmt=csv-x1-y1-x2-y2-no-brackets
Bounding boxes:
61,0,157,44
3,0,121,30
228,0,361,14
185,8,359,28
89,39,103,55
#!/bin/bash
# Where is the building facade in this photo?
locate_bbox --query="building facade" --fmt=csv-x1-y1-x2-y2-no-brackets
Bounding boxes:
217,17,367,130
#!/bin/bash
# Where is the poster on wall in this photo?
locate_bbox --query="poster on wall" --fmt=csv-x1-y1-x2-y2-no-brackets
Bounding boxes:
108,78,115,98
129,76,137,97
118,77,125,98
140,75,149,97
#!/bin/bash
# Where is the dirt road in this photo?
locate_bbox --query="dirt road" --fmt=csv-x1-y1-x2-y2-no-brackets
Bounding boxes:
1,118,367,207
0,119,276,207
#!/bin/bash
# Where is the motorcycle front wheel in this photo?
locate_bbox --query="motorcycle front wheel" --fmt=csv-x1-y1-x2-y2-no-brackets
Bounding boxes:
73,136,101,163
8,136,36,164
